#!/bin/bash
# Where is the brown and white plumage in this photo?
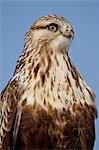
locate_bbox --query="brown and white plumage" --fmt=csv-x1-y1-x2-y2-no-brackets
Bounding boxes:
0,14,97,150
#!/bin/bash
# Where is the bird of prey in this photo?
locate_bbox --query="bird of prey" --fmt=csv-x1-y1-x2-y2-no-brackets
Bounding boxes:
0,14,97,150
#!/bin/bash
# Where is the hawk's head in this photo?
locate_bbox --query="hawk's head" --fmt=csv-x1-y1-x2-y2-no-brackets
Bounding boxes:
27,14,74,53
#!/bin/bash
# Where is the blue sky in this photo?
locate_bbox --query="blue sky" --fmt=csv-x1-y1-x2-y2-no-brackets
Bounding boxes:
0,0,99,149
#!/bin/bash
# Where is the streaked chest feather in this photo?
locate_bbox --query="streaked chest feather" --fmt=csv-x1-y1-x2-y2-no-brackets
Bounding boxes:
15,53,95,113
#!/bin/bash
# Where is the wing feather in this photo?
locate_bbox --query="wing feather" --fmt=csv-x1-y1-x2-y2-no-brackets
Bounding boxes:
13,107,22,149
0,79,22,149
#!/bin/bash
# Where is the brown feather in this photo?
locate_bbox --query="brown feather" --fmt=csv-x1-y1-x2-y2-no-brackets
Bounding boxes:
0,15,97,150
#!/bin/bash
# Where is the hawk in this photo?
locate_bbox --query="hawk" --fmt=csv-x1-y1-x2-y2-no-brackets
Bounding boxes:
0,14,97,150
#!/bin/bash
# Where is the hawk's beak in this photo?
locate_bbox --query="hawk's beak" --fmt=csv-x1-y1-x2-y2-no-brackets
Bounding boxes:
62,29,74,39
66,29,74,39
62,25,74,39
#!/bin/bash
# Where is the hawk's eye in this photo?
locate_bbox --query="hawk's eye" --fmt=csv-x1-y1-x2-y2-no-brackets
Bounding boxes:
47,23,58,32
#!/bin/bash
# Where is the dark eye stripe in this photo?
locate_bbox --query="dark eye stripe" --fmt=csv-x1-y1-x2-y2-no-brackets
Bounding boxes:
47,23,58,29
31,23,58,31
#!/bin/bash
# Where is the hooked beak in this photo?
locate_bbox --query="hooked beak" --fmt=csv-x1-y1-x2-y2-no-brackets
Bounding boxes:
60,23,74,40
62,29,74,39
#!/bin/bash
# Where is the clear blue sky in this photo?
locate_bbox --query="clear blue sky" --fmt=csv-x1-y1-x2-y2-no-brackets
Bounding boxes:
0,0,99,149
